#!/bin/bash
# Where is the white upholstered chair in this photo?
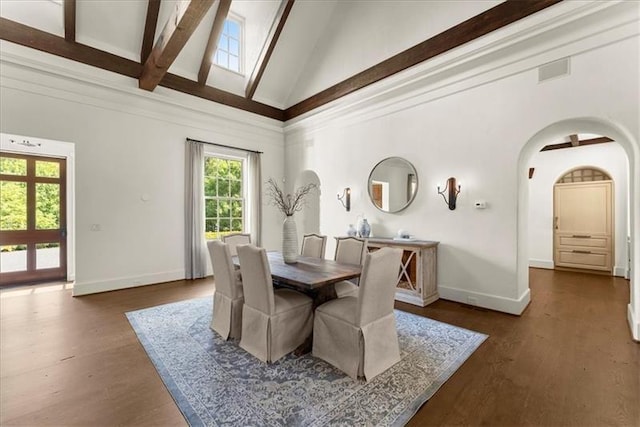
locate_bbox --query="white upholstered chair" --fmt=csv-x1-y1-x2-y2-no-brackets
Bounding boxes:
207,240,244,340
333,236,366,298
312,247,403,380
237,244,314,363
221,233,251,257
301,233,327,259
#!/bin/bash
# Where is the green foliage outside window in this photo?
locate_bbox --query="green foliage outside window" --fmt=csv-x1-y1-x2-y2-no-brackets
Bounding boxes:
0,181,27,230
36,183,60,230
1,158,61,251
204,156,244,240
0,157,27,175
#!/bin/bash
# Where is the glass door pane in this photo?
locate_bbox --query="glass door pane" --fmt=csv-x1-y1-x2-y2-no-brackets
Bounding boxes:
35,183,60,230
0,245,28,273
36,243,60,269
0,157,27,175
0,181,28,230
35,161,60,178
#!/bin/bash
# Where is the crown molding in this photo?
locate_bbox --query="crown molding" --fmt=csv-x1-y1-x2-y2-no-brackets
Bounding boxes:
0,42,285,140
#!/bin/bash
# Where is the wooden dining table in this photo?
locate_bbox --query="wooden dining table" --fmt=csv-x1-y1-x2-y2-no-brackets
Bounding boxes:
232,251,362,355
232,251,361,303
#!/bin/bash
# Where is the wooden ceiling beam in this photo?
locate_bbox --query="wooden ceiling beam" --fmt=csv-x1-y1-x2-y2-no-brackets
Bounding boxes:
283,0,562,121
197,0,231,85
64,0,76,42
245,0,295,99
0,17,141,78
540,136,614,152
577,136,614,146
540,142,571,151
139,0,214,91
0,18,284,121
141,0,162,64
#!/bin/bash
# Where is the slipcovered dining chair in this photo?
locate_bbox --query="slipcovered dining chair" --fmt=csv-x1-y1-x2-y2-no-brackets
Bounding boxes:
207,240,244,340
333,236,366,298
301,233,327,259
313,247,403,381
237,244,314,363
221,233,251,257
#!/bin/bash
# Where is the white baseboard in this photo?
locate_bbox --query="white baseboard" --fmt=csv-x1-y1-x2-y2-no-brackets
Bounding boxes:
72,270,186,296
628,304,640,342
613,266,628,278
529,259,554,269
529,261,627,277
438,285,531,315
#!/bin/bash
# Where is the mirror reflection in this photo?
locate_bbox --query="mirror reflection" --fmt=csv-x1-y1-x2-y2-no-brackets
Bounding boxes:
368,157,418,213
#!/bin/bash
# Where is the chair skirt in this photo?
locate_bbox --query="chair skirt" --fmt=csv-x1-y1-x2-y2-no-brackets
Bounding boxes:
211,291,243,340
313,301,401,380
240,293,313,363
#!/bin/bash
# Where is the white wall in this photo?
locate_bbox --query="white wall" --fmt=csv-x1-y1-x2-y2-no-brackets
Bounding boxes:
528,143,629,275
0,42,285,295
284,2,640,318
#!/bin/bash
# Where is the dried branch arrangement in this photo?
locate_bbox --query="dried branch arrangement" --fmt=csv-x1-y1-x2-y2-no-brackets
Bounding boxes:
265,178,317,216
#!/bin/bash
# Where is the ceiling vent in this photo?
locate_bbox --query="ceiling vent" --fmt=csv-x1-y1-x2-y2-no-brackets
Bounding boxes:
538,58,570,83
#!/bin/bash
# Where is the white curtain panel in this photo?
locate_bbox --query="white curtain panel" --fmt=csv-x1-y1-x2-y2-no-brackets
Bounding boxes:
185,140,207,279
248,151,262,246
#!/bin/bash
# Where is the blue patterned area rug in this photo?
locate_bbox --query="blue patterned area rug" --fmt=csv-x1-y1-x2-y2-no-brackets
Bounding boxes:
126,297,487,426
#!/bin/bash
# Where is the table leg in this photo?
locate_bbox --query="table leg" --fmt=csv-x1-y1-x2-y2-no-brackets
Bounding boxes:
293,283,337,356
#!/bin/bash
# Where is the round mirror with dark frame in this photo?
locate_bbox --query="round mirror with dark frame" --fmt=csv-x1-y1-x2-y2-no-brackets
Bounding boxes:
368,157,418,213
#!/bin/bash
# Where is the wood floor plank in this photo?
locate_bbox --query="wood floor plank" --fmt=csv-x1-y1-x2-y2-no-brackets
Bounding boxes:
1,270,638,426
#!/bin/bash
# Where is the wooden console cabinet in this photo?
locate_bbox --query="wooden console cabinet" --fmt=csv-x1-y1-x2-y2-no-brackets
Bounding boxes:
365,238,439,307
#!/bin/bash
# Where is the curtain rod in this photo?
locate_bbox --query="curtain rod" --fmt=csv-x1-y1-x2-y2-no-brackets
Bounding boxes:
186,138,263,154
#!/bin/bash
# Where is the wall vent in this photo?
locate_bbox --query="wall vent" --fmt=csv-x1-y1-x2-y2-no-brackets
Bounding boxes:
538,58,570,82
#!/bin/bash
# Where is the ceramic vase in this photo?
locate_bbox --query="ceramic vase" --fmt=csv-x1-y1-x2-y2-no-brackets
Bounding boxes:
282,215,298,263
358,218,371,238
347,224,357,237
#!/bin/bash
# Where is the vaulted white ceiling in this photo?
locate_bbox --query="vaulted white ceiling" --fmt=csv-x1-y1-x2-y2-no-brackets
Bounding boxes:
1,0,527,115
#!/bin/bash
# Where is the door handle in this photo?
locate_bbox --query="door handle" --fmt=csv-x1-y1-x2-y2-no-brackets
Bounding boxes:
60,228,67,238
572,235,591,238
572,250,592,254
554,217,558,230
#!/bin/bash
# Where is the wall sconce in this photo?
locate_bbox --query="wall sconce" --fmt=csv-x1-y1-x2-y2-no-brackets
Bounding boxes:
437,177,461,210
337,187,351,212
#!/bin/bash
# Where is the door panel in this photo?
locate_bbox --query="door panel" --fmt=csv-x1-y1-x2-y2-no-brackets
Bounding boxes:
554,181,613,273
557,249,610,270
0,152,67,285
558,235,609,248
555,183,611,234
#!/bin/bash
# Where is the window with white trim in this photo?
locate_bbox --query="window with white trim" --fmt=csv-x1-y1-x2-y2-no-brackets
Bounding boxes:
214,18,242,74
204,155,245,239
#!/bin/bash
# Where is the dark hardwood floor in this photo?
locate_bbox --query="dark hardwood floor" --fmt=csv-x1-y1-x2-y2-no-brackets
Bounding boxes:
1,268,638,426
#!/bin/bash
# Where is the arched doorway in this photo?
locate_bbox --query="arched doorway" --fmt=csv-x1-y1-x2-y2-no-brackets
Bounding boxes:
518,117,639,341
295,170,321,239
